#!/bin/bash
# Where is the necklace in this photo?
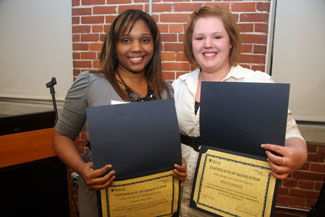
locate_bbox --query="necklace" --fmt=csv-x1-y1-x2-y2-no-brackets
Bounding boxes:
117,72,156,102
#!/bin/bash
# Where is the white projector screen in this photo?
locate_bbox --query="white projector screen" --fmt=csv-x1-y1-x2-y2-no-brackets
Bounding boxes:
0,0,73,101
271,0,325,122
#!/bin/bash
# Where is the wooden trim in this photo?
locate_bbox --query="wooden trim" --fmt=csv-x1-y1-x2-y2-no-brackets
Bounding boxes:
0,127,75,216
0,128,56,168
66,167,75,217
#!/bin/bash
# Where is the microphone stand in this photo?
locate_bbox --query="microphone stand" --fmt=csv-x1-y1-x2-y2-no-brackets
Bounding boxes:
46,77,58,122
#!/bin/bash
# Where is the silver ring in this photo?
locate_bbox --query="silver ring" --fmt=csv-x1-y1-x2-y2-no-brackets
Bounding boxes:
282,157,286,166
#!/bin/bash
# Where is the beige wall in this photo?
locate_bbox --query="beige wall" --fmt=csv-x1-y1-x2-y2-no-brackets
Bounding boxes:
0,0,73,102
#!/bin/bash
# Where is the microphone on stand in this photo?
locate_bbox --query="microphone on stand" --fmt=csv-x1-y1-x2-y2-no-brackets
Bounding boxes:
46,77,58,122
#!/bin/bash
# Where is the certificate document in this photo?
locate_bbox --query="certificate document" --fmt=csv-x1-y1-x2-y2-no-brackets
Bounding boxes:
86,100,182,217
99,170,179,217
191,148,276,217
193,82,290,216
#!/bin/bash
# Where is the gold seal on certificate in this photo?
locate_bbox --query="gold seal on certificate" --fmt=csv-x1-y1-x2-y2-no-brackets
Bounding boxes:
191,148,276,217
100,170,179,217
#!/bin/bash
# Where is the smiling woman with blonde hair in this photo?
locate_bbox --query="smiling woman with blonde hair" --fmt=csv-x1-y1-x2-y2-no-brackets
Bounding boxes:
173,5,307,217
184,5,241,67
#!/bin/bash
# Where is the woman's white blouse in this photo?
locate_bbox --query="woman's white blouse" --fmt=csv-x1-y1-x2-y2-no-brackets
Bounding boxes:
172,65,304,217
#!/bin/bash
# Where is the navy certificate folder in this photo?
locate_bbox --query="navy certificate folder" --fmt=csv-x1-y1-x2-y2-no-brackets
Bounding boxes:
200,82,290,159
86,99,182,180
191,82,290,216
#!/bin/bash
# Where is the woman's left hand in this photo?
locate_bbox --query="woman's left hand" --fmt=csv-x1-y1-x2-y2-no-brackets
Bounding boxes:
173,158,187,187
261,137,307,180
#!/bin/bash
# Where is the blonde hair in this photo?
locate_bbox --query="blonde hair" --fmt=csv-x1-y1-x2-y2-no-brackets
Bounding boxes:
184,6,241,66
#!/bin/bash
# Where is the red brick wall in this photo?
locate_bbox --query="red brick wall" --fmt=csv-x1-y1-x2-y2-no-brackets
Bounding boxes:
274,144,325,217
71,1,325,217
71,0,269,79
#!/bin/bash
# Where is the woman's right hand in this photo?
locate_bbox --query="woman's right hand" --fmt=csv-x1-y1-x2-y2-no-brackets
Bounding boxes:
80,162,116,190
173,158,187,187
